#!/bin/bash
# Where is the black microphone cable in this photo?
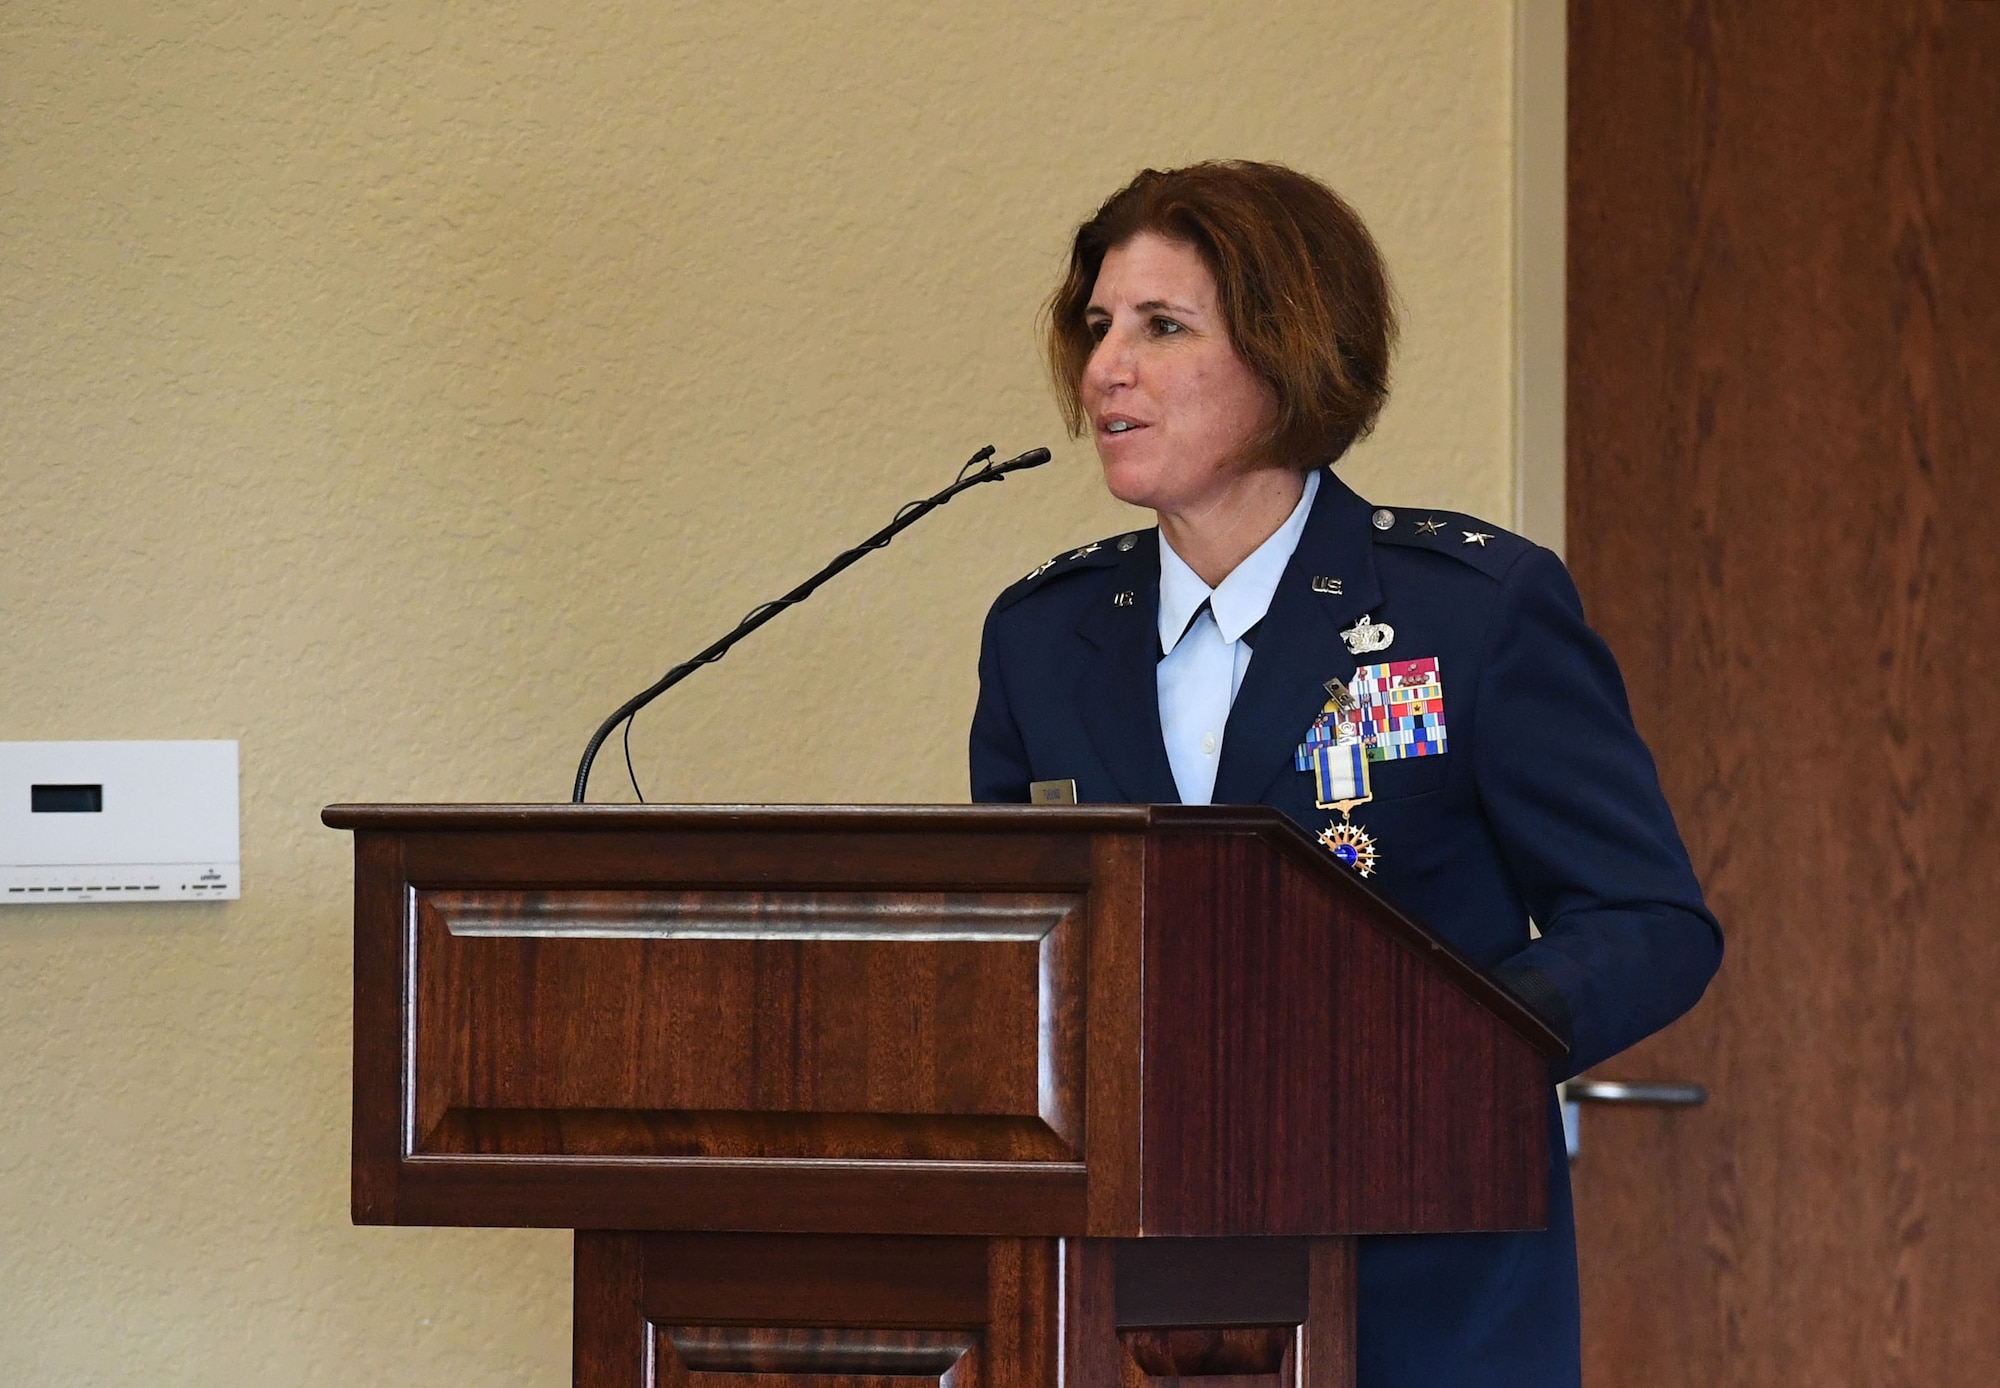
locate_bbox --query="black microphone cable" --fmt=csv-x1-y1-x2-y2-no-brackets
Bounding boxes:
574,442,1054,804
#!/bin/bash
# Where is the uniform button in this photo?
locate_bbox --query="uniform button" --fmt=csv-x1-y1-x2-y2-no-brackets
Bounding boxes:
1200,733,1217,755
1117,533,1138,552
1372,508,1395,531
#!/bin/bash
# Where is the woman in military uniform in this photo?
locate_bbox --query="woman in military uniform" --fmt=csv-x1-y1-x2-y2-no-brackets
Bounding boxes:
968,161,1722,1387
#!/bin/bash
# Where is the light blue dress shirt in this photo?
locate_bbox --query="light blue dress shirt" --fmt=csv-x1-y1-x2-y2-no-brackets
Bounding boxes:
1156,468,1321,804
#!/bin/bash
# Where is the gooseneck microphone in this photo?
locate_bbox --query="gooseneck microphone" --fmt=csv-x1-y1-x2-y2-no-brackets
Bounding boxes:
571,443,1054,804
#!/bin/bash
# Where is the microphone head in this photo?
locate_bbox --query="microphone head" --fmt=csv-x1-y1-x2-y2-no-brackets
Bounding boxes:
1004,447,1053,470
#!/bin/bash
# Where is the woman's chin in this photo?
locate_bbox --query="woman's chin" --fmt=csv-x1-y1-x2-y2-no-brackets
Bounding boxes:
1097,453,1172,512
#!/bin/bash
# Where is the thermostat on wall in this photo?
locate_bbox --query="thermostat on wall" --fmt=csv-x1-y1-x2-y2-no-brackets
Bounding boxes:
1,741,240,903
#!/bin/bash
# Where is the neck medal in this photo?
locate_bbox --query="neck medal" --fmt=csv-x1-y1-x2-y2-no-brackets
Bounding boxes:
1294,678,1379,876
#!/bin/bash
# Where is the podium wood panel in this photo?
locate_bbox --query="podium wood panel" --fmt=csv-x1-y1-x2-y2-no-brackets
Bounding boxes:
330,803,1564,1386
576,1232,1354,1388
331,804,1559,1238
410,890,1086,1163
1142,831,1548,1234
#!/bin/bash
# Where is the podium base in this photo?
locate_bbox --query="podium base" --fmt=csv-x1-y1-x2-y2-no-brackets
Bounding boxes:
575,1232,1356,1388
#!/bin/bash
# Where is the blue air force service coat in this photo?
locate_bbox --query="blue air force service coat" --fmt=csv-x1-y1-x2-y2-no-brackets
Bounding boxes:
968,468,1722,1388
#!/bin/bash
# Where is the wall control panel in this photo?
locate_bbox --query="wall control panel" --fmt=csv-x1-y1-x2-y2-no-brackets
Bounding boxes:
1,741,240,903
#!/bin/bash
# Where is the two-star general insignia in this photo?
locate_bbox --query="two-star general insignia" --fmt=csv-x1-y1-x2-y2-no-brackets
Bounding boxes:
1462,530,1493,547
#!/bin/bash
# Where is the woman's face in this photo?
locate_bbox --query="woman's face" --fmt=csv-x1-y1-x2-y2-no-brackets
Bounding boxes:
1081,232,1282,519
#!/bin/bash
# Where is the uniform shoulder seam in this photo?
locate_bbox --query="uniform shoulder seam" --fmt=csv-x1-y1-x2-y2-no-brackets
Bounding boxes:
1369,507,1536,581
992,531,1145,612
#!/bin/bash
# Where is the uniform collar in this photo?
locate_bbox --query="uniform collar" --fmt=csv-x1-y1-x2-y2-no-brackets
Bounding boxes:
1074,467,1385,807
1157,468,1321,652
1211,466,1385,804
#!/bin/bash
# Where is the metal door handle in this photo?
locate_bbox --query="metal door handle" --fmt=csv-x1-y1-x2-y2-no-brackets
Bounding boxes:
1567,1079,1706,1106
1561,1078,1706,1161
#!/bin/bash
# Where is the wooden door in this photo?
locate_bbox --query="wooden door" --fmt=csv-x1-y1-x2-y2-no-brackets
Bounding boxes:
1567,3,2000,1384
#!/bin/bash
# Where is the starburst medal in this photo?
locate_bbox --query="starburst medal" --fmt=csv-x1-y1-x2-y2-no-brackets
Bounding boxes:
1316,818,1379,877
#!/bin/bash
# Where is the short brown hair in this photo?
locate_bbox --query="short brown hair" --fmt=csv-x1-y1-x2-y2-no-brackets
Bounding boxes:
1046,160,1397,468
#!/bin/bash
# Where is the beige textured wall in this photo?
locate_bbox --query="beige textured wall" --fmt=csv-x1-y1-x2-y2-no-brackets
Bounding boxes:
0,3,1515,1382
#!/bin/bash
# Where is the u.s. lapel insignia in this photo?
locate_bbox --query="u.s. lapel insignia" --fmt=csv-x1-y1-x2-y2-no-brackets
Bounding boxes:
1340,613,1394,656
1310,575,1344,595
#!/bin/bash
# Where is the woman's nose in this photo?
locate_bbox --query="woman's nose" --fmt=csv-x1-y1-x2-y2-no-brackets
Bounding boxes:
1084,330,1137,392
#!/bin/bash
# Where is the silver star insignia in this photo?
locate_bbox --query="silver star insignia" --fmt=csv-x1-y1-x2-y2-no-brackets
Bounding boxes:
1415,518,1445,536
1025,557,1058,580
1068,541,1102,560
1462,530,1493,547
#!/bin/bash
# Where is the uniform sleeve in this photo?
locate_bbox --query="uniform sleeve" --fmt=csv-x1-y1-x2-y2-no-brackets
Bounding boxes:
1473,545,1723,1078
969,602,1032,804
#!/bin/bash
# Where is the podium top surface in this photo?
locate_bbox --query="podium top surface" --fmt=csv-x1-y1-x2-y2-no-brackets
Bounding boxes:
323,800,1561,1056
326,801,1247,832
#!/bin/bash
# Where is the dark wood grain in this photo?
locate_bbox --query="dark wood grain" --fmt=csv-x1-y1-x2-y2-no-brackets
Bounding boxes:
1089,1237,1355,1388
324,803,1564,1052
1062,1240,1122,1388
1140,827,1550,1235
1122,1325,1293,1379
388,1153,1088,1236
576,1232,648,1388
1081,833,1145,1236
640,1234,991,1326
1301,1241,1355,1388
1569,2,2000,1383
657,1326,976,1388
409,889,1083,1162
1114,1238,1308,1327
984,1240,1060,1388
349,831,405,1225
573,1233,1056,1388
337,804,1557,1238
420,1109,1074,1162
338,803,1551,1386
577,1233,1354,1388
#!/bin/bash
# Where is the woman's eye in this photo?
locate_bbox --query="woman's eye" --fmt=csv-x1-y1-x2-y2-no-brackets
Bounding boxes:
1150,316,1183,336
1087,319,1110,341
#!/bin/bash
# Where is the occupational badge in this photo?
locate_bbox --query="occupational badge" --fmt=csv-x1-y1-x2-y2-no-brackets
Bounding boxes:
1340,613,1395,656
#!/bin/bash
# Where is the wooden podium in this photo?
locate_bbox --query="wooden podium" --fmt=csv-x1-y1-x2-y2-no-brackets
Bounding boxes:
324,803,1561,1388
